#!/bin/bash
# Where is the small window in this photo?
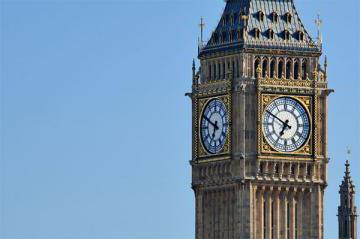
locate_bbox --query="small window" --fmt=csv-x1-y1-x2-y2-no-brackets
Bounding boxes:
230,15,234,25
284,30,290,41
237,30,242,40
268,29,274,39
213,33,219,44
285,12,292,23
222,31,227,42
298,31,305,41
230,30,236,42
254,28,260,39
258,10,265,21
271,12,279,23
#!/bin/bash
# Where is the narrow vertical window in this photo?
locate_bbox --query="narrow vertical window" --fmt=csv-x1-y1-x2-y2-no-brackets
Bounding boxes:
209,64,212,80
236,59,240,77
302,61,307,79
286,60,291,79
218,63,221,79
294,61,299,79
262,59,268,77
232,61,235,77
223,62,226,78
287,202,290,239
270,59,276,78
278,60,284,78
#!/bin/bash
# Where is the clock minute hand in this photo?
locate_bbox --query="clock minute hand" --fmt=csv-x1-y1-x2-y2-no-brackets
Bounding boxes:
204,116,219,130
266,110,287,125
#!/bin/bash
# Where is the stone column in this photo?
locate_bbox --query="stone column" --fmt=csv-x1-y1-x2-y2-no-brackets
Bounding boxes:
273,188,280,239
265,189,272,239
196,189,204,239
298,190,304,239
289,190,295,239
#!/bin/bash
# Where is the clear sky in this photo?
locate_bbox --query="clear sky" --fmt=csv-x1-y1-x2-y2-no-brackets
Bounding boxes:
0,0,359,238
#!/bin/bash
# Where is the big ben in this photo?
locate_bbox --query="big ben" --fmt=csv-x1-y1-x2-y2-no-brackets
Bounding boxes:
188,0,333,239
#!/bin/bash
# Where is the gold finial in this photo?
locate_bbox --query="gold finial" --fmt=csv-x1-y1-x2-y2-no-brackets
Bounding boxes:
315,14,323,44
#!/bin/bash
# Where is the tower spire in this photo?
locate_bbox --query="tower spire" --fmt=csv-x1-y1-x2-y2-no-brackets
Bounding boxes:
338,150,358,239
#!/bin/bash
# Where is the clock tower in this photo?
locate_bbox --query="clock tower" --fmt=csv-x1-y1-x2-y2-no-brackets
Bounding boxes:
188,0,333,239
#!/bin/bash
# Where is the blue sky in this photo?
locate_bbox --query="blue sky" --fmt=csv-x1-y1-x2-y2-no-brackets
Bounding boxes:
0,0,359,238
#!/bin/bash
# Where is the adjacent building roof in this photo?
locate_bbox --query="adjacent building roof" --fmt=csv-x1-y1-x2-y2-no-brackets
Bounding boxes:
199,0,321,57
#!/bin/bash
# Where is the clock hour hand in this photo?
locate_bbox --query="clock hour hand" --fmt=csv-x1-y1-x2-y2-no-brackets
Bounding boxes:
204,116,219,130
266,110,292,129
280,119,290,136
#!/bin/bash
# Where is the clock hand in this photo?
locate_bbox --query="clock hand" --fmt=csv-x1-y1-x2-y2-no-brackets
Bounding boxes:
204,116,219,130
266,110,292,128
279,119,290,136
212,121,219,138
266,110,287,126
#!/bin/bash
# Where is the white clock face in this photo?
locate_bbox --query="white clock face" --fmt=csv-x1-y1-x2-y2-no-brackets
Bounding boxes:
262,97,310,152
200,99,229,154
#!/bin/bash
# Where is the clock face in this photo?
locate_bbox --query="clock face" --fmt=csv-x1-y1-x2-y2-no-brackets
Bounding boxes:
262,97,311,153
200,98,229,154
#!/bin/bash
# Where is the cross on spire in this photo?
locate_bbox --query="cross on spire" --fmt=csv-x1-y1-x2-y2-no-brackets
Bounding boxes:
199,17,205,45
315,14,323,44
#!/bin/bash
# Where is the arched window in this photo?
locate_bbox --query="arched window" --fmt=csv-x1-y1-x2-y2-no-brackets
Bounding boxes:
302,61,307,79
271,12,279,23
254,58,261,77
285,12,292,23
278,60,284,78
213,33,219,44
268,29,274,39
254,28,261,39
236,59,240,77
298,31,305,41
222,62,226,78
217,63,221,79
238,29,243,40
270,59,276,78
258,10,265,21
222,32,227,42
231,30,236,42
262,59,268,77
284,30,290,41
208,64,212,80
286,60,292,79
294,61,300,79
212,63,216,80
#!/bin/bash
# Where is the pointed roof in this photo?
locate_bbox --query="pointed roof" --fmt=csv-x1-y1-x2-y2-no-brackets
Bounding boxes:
340,160,356,195
199,0,321,57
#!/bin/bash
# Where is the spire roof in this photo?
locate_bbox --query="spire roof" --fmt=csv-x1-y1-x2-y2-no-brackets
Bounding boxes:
340,160,356,195
199,0,321,57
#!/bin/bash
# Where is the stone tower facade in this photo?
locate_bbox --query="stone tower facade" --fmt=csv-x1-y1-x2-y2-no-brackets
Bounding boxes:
338,161,358,239
188,0,333,239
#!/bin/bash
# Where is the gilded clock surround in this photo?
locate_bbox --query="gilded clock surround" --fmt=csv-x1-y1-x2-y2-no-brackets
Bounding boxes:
259,93,313,157
196,94,231,159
